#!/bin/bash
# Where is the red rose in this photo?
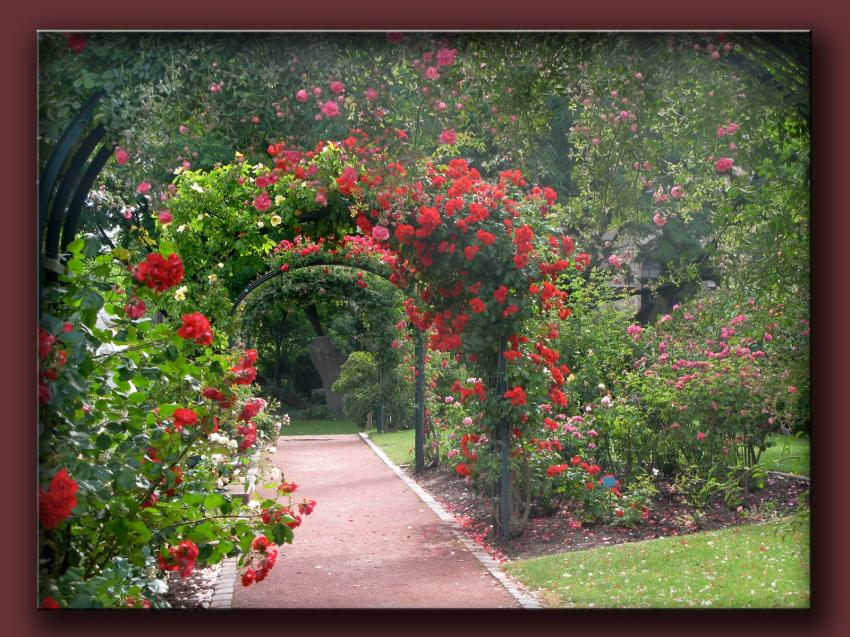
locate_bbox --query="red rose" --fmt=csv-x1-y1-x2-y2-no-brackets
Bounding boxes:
177,312,213,346
238,399,266,422
415,206,441,237
39,468,78,529
202,387,235,409
124,297,146,320
40,596,61,609
133,253,184,292
469,298,486,314
172,408,198,430
394,224,415,244
159,540,199,578
298,499,317,516
503,386,527,406
476,229,496,246
64,33,87,53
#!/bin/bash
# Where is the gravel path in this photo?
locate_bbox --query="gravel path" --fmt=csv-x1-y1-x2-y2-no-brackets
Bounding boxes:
231,434,519,608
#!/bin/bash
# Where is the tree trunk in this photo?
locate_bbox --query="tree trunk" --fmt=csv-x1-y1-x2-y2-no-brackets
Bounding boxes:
308,335,346,415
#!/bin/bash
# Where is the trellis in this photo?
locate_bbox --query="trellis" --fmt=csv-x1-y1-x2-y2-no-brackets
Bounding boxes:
231,258,427,474
39,90,114,285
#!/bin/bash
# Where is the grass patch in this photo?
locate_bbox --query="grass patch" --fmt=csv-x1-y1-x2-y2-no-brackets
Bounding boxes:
365,429,415,466
760,435,810,477
279,419,361,436
506,517,809,608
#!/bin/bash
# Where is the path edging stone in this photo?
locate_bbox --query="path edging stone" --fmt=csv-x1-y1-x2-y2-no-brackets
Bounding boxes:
358,432,542,609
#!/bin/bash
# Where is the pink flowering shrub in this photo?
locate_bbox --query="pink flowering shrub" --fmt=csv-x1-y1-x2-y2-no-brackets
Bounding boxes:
611,290,809,489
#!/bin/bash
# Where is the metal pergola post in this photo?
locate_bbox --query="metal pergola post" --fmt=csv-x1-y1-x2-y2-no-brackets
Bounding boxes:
497,337,510,544
414,327,425,473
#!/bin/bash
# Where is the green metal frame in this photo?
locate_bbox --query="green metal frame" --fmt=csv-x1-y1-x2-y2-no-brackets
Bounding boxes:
231,260,427,473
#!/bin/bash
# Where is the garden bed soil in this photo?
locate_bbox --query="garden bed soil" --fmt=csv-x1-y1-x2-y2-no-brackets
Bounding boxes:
162,563,221,609
410,466,810,561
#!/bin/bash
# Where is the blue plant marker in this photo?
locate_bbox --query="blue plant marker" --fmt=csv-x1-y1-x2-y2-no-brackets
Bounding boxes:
602,475,617,488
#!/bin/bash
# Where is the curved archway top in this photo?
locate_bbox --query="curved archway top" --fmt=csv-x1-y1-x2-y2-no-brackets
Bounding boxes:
231,234,414,316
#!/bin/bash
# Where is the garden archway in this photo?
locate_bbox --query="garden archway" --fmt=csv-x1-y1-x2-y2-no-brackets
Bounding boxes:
231,246,427,474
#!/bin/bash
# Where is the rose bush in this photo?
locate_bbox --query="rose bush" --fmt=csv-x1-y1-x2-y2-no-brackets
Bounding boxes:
38,235,313,608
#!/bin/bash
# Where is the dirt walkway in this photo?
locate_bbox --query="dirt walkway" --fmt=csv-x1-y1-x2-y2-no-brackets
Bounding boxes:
231,434,519,608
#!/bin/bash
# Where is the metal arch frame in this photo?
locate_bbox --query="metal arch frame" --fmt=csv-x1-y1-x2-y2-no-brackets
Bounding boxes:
232,259,426,472
39,90,115,283
230,259,397,316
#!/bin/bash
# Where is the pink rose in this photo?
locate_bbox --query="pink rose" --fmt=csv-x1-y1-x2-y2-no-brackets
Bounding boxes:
696,431,706,441
321,101,340,117
114,147,129,165
714,157,734,173
253,193,272,211
439,128,457,145
670,185,684,199
136,181,151,194
365,87,378,101
329,81,345,95
436,47,457,67
425,66,439,81
179,125,188,134
158,210,173,225
371,225,390,241
726,121,738,134
653,212,667,227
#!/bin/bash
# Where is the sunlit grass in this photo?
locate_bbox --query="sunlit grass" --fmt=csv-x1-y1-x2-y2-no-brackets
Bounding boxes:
506,517,810,608
366,429,416,466
760,435,810,477
279,419,361,436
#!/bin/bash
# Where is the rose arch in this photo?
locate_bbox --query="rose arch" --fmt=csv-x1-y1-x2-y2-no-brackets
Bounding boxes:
42,104,587,542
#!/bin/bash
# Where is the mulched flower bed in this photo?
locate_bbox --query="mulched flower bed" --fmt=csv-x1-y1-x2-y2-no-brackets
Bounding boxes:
162,563,221,608
412,467,810,561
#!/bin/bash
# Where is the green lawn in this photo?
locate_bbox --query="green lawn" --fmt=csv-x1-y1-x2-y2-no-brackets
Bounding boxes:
366,429,416,466
279,419,361,436
506,517,810,608
280,420,414,464
760,435,810,477
278,418,416,469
